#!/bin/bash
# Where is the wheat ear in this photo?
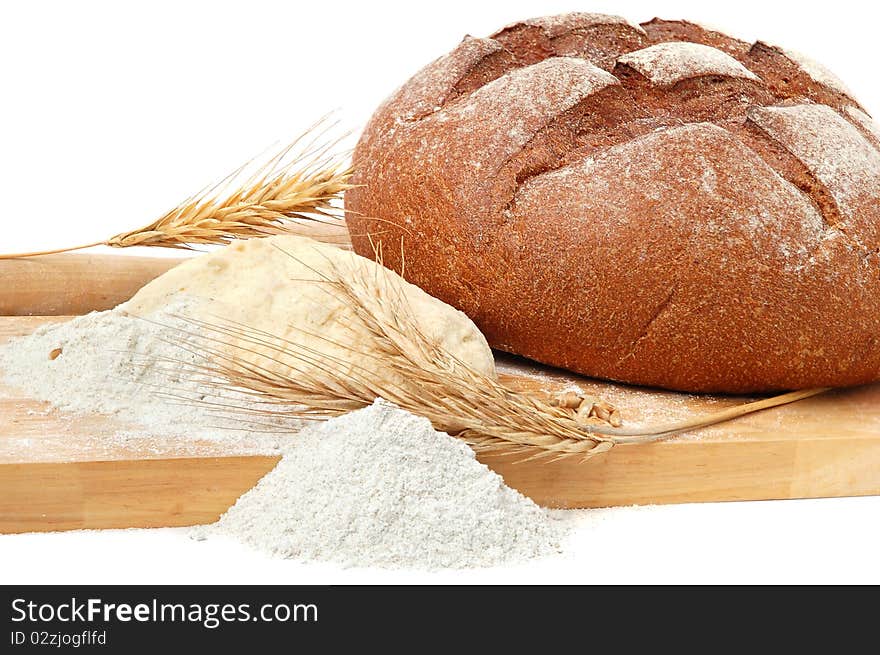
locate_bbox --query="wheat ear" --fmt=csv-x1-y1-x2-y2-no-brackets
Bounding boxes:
152,245,827,461
0,120,354,259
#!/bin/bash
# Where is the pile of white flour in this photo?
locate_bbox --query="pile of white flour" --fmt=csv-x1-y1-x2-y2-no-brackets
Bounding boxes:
197,400,568,569
0,304,568,569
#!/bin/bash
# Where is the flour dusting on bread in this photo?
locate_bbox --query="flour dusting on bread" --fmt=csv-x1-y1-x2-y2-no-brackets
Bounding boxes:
618,42,760,85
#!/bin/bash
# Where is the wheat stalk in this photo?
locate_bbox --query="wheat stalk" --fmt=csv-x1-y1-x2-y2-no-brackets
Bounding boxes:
152,244,827,461
0,119,354,259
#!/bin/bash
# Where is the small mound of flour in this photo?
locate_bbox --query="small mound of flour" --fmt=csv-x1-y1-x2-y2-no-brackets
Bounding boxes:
1,301,192,422
0,299,290,451
196,400,569,569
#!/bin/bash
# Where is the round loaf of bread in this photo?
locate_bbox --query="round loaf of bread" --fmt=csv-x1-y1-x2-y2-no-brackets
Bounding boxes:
345,13,880,393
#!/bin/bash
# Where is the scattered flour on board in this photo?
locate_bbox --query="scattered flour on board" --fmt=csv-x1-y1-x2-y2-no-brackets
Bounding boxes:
194,400,570,569
0,303,569,569
0,297,289,457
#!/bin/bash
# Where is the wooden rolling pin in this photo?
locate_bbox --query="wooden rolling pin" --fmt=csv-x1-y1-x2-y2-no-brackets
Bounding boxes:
0,223,352,316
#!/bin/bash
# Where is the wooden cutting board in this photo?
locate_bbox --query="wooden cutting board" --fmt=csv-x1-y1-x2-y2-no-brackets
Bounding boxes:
1,250,879,533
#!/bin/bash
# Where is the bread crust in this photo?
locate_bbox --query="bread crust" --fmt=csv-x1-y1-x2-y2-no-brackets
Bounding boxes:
346,14,880,393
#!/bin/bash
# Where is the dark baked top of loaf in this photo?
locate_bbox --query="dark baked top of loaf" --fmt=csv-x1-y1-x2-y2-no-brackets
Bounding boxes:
367,14,879,252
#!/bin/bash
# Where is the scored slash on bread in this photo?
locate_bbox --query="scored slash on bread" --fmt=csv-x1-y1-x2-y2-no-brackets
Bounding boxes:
346,13,880,393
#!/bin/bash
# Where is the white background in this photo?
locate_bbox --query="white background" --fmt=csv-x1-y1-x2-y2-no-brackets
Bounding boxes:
1,0,879,583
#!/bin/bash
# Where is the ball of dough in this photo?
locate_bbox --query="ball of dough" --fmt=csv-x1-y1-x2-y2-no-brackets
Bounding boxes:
125,235,496,384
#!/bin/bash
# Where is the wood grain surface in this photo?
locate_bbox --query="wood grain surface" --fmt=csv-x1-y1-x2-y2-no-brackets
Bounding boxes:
2,313,878,533
0,254,180,316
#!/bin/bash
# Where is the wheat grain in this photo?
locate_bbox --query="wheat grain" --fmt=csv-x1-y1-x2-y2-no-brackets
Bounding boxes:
0,119,354,259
